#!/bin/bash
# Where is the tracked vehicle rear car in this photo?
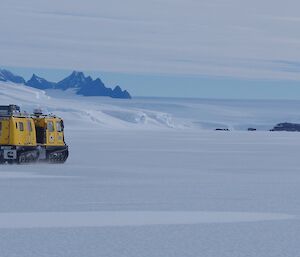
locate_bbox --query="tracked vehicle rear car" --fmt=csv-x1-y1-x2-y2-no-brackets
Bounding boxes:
0,105,68,164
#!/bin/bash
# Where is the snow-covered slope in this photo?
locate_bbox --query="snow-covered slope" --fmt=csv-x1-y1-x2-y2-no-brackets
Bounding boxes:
2,81,300,131
0,82,175,130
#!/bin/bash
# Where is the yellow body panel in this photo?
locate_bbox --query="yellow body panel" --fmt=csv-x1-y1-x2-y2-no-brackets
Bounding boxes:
0,118,10,145
1,115,65,147
0,117,36,146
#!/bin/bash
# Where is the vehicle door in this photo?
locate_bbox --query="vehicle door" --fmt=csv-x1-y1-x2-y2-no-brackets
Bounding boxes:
46,120,56,145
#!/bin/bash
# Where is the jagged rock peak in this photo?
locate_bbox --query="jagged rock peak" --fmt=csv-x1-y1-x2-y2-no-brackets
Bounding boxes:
0,68,132,99
0,69,25,84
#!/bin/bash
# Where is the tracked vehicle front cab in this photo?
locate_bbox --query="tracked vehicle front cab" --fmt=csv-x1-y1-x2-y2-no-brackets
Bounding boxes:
32,110,68,163
33,116,65,146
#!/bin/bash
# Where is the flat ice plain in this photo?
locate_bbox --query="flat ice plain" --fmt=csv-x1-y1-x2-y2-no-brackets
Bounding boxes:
1,82,300,257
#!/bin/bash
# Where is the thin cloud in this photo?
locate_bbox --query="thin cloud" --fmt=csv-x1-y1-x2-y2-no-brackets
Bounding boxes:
1,0,300,80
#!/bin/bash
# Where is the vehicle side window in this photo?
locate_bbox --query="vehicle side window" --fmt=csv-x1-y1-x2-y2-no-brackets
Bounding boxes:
27,120,32,132
19,122,24,131
56,121,63,132
47,121,54,132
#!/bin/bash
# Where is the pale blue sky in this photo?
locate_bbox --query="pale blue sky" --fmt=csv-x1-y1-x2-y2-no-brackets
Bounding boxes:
2,0,300,98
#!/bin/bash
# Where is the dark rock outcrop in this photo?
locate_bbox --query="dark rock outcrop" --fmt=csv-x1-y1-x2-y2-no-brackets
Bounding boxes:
270,122,300,132
26,74,56,90
0,69,25,84
112,86,131,99
0,68,132,99
56,71,92,90
56,71,131,99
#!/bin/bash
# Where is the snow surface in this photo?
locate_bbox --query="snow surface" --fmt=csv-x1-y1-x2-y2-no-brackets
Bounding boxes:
1,82,300,256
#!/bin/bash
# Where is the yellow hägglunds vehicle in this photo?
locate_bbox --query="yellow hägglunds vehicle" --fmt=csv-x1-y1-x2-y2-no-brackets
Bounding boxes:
0,105,68,164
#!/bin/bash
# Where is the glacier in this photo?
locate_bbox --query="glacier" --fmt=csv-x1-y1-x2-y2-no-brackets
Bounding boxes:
1,81,300,257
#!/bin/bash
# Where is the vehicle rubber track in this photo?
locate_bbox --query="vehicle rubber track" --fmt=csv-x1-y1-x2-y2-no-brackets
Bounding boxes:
47,148,69,164
17,150,39,164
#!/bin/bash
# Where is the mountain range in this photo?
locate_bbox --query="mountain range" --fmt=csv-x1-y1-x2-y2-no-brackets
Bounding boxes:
0,69,131,99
